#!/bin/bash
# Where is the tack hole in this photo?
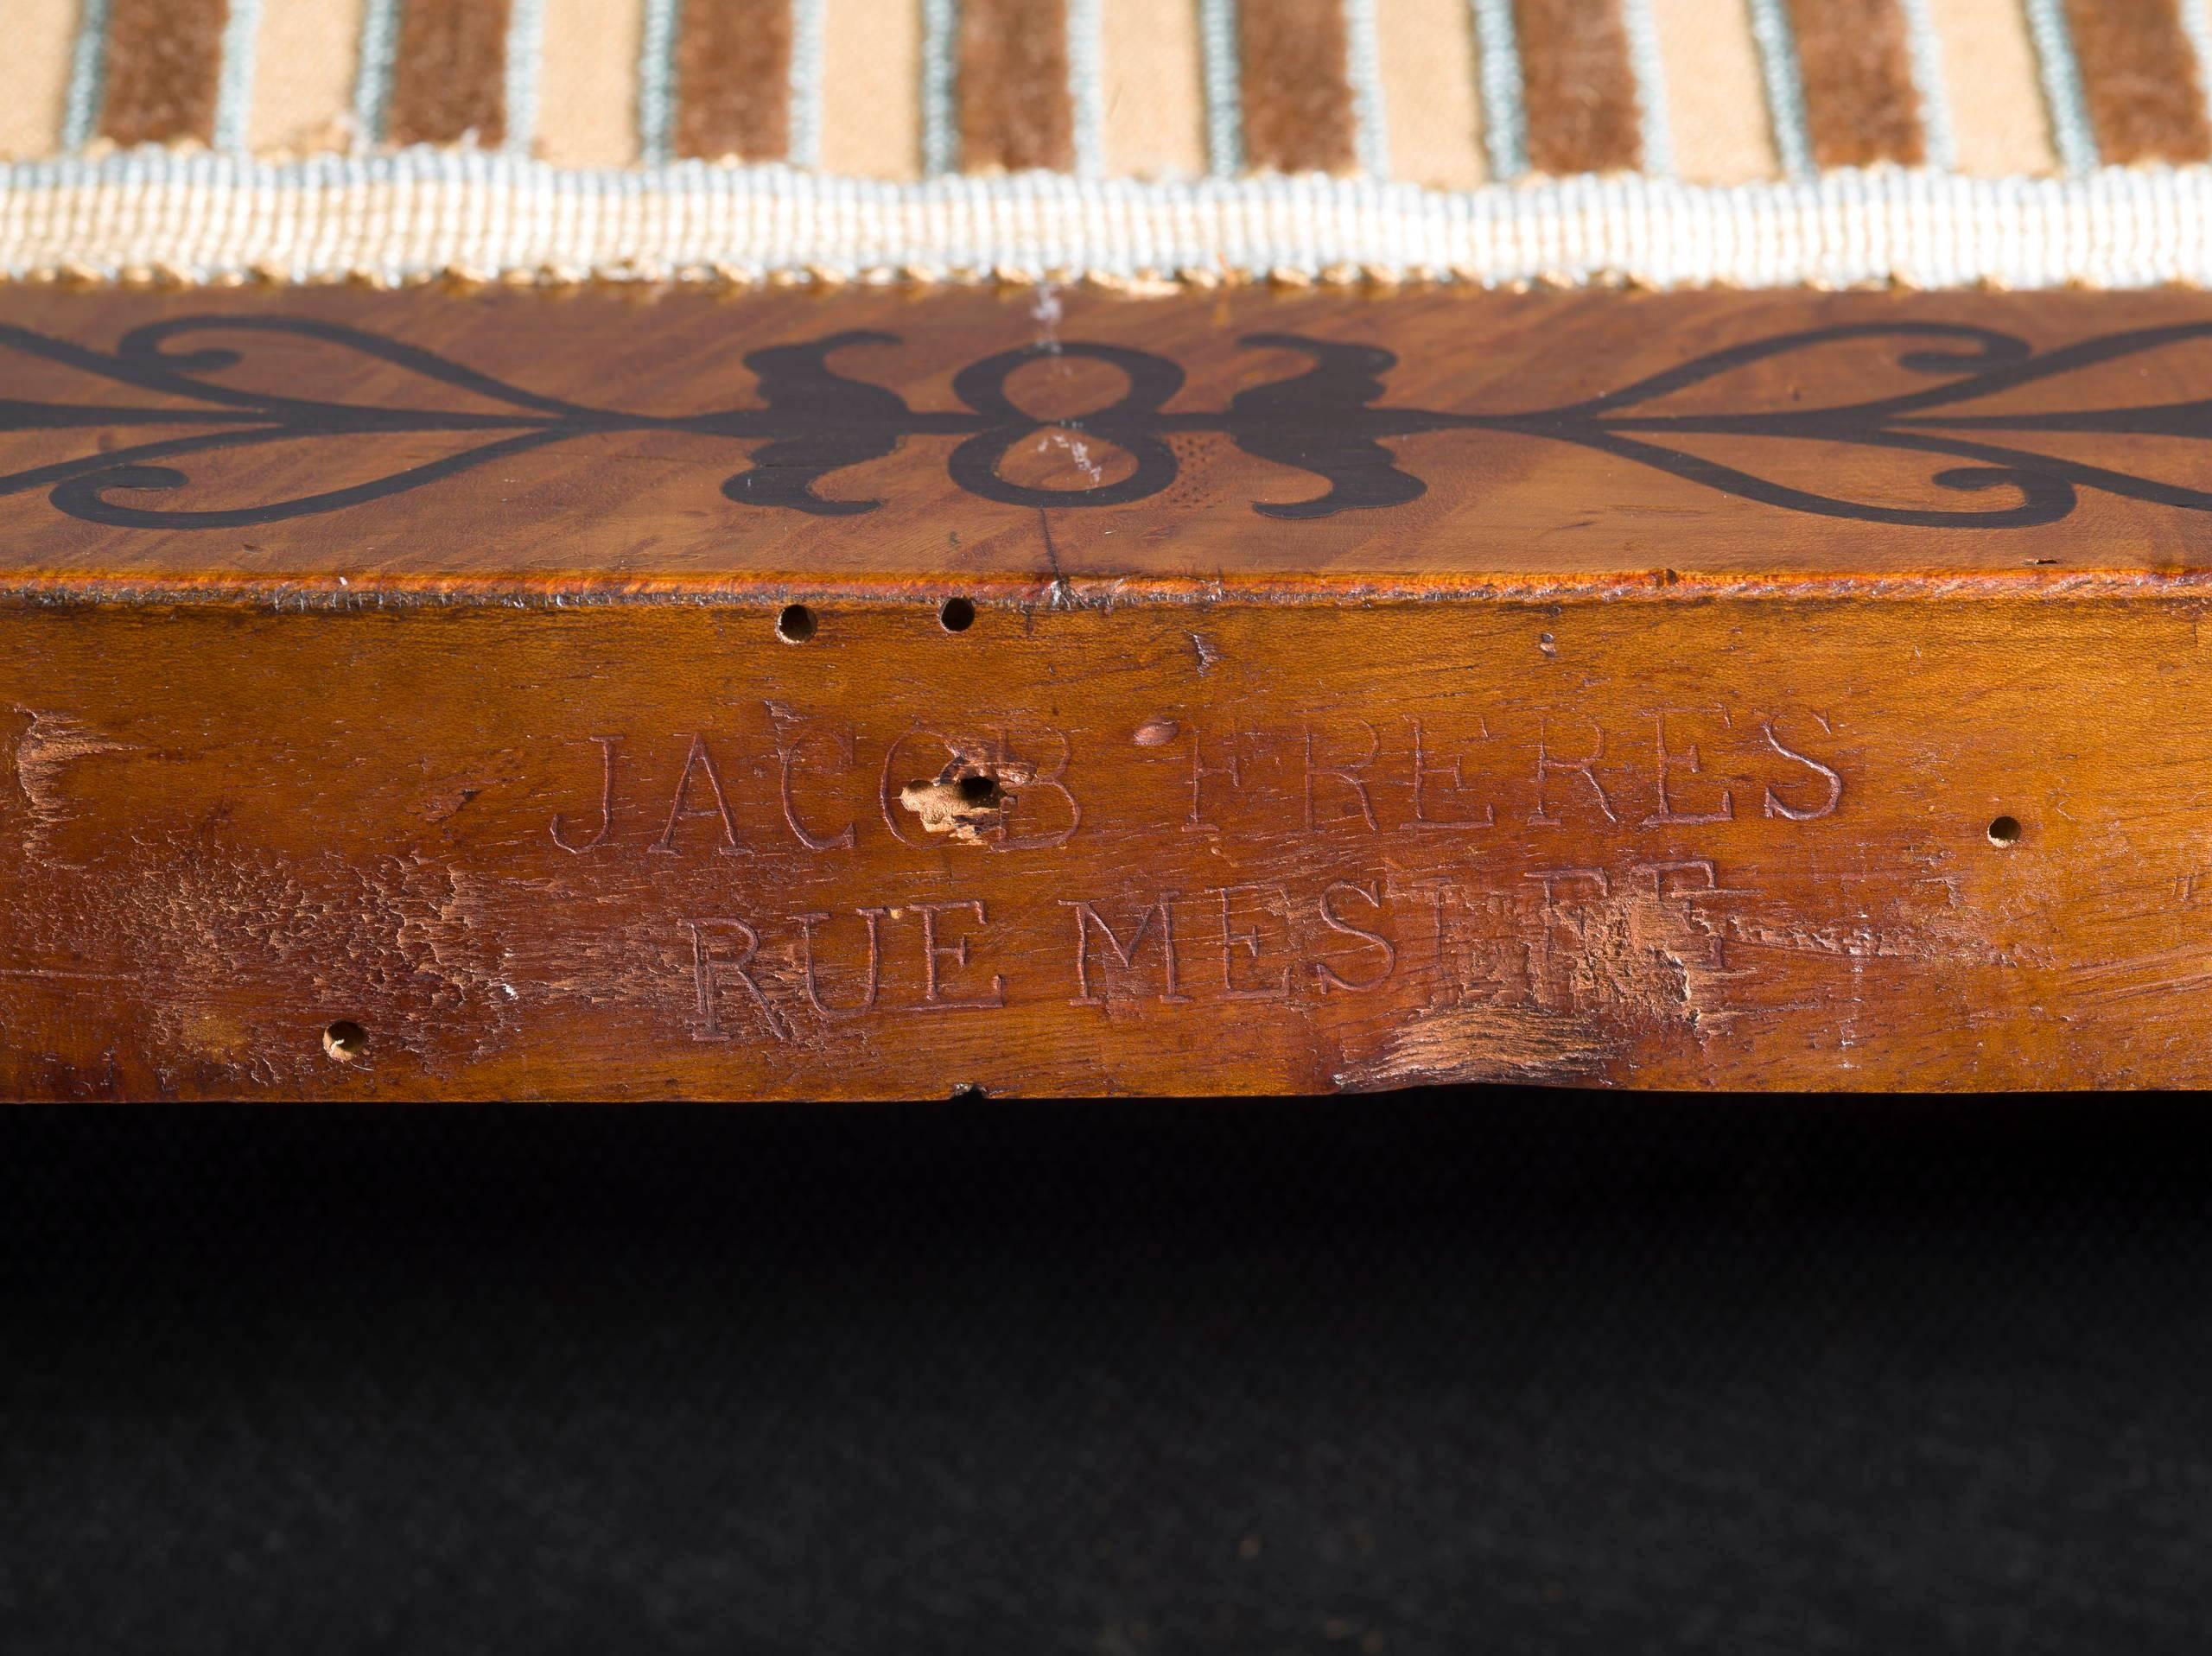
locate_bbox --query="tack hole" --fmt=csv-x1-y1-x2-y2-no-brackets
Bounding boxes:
939,597,976,632
956,772,1001,805
322,1019,367,1062
776,603,817,644
1987,815,2022,846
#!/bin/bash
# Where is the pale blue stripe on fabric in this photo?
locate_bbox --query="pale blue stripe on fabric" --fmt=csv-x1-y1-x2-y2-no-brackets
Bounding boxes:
213,0,262,151
1198,0,1242,176
638,0,679,165
921,0,959,174
788,0,827,168
1618,0,1672,175
1896,0,1954,170
1342,0,1389,177
503,0,546,155
1467,0,1525,182
2023,0,2098,173
1066,0,1104,175
60,0,111,151
2179,0,2212,133
352,0,402,149
1745,0,1813,181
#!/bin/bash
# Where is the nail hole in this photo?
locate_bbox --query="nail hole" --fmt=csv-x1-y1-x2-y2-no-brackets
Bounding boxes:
775,603,817,644
956,771,1000,805
939,597,976,632
322,1019,367,1062
1987,815,2022,846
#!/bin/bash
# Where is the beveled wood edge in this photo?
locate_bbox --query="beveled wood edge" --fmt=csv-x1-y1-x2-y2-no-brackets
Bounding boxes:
1,565,2209,610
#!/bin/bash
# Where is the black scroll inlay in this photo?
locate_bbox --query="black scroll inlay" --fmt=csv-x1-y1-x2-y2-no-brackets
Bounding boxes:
4,314,2212,530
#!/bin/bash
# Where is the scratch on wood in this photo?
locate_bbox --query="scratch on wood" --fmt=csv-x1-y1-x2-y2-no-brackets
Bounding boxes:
1334,1004,1621,1090
11,709,127,862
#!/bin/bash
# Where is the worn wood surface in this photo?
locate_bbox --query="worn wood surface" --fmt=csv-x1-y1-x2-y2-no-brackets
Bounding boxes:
5,283,2212,1098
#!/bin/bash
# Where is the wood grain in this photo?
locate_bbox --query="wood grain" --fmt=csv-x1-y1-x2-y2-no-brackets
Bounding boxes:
3,593,2208,1099
0,285,2209,593
5,283,2212,1098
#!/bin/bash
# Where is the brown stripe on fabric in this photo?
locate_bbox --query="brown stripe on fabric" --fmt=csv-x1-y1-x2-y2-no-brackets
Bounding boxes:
677,0,792,161
1512,0,1640,174
959,0,1074,172
2063,0,2212,163
385,0,512,148
1237,0,1355,174
99,0,227,146
1785,0,1923,167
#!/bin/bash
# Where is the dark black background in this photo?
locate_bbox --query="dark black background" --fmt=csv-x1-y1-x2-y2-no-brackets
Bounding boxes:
2,1091,2208,1654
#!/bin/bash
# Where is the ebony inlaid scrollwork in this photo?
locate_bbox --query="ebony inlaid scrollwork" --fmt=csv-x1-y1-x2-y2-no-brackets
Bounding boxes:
5,314,2212,530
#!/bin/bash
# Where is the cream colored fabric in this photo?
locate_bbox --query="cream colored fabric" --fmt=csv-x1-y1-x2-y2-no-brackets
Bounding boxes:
1103,0,1207,179
537,0,647,167
0,0,2099,178
1378,0,1486,187
0,0,82,162
1929,0,2059,174
1651,0,1777,182
3,0,2206,287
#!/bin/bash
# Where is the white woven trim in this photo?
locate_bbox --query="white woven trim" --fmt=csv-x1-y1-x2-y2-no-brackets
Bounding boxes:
13,153,2212,289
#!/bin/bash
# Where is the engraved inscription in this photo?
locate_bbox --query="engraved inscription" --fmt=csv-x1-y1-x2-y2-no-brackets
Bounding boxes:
550,703,1843,856
535,697,1857,1048
662,850,1786,1045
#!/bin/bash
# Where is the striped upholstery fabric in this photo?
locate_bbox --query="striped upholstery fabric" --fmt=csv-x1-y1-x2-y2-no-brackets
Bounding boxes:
6,0,2212,286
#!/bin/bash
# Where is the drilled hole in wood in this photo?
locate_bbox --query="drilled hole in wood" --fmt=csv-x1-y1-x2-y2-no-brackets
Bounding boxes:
776,603,817,644
1987,815,2022,846
322,1020,367,1062
939,597,976,632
